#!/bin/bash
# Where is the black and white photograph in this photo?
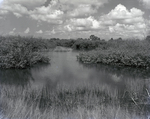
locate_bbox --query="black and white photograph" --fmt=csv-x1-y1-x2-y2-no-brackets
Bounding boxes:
0,0,150,119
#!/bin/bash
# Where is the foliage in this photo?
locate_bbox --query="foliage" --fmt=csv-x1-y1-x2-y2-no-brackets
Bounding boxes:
0,36,54,68
56,39,75,47
72,40,103,50
146,35,150,41
90,35,100,41
77,40,150,68
0,78,149,119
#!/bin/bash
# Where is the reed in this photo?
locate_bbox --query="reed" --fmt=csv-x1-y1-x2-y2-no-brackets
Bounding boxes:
0,79,149,119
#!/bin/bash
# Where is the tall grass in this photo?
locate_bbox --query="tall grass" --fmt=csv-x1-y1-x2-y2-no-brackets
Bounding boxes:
0,78,149,119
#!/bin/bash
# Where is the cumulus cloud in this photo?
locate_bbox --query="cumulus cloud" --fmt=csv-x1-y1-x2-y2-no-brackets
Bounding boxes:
108,22,147,38
0,0,109,25
64,16,103,32
29,4,64,24
106,4,144,19
139,0,150,9
24,27,30,34
30,5,63,19
98,4,145,36
123,17,145,24
99,4,147,39
0,2,28,15
0,1,64,24
67,4,98,17
0,0,149,39
44,0,108,18
36,30,43,34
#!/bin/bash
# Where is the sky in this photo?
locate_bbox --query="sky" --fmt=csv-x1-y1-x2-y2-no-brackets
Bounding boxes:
0,0,150,40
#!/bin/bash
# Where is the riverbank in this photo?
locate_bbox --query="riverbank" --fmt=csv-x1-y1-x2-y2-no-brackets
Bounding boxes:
77,40,150,68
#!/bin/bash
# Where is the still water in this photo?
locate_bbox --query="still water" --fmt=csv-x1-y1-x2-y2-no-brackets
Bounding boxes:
0,51,150,89
0,49,150,118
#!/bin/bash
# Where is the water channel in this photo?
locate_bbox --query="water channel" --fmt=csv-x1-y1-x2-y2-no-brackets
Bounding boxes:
0,49,150,118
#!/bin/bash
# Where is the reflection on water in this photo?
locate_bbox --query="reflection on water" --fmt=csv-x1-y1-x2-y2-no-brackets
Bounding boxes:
0,50,150,118
1,51,150,87
82,63,150,79
0,68,34,87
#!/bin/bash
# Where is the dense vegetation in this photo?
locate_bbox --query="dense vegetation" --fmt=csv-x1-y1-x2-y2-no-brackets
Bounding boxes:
0,78,149,119
1,35,150,118
77,38,150,68
0,36,56,68
1,35,150,68
49,34,150,68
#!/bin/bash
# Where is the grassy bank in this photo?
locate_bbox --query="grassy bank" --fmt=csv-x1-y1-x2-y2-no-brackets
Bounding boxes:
77,40,150,68
0,36,56,68
0,78,150,119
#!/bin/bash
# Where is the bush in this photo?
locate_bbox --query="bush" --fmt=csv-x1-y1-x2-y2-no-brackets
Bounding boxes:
72,40,102,50
0,36,51,69
77,40,150,68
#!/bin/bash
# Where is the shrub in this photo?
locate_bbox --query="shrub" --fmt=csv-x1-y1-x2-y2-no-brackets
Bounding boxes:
77,40,150,68
0,36,51,69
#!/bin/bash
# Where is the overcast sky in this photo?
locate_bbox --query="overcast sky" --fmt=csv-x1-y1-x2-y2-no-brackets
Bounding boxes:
0,0,150,39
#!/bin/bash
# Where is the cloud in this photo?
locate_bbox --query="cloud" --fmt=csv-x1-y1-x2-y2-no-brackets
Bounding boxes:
0,1,64,24
9,28,16,34
99,4,147,39
139,0,150,9
29,4,64,24
45,28,56,35
0,1,148,39
36,30,43,34
51,0,108,7
97,4,145,38
123,17,145,24
61,3,147,39
106,4,144,19
24,27,30,34
0,9,8,15
13,12,22,18
67,4,98,17
108,22,147,38
3,0,47,7
0,2,28,15
64,16,103,32
44,0,108,18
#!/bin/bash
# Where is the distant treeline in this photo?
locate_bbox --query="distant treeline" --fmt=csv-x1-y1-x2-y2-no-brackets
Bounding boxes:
51,35,150,51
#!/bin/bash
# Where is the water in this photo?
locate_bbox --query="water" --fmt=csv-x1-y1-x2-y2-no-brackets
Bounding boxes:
0,49,150,118
1,51,150,89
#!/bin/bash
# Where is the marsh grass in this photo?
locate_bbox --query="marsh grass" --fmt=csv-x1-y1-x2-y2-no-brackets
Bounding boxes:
0,79,149,119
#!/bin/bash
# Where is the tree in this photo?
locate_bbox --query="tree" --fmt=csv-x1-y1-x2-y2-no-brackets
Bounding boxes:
117,37,122,41
89,35,100,41
146,35,150,41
